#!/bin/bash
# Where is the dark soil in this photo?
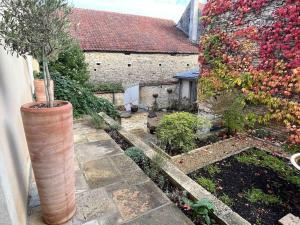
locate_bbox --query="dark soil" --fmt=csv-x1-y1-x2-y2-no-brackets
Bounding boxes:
189,149,300,225
105,128,133,150
30,101,67,109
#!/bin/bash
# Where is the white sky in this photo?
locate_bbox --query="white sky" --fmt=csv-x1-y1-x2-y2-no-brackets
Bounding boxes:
71,0,207,22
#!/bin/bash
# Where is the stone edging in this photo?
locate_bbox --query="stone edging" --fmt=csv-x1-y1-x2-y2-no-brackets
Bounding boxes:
100,112,251,225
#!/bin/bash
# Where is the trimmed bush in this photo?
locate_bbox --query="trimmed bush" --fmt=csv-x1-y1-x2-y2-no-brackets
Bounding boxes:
156,112,208,153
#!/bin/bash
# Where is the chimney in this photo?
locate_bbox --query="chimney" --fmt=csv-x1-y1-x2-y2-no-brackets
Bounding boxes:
189,0,199,43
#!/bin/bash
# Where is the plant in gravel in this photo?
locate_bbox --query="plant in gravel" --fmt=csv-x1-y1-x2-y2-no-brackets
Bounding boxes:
197,177,216,193
253,128,271,139
245,188,281,205
204,165,221,176
219,194,233,207
183,197,215,225
222,96,246,135
156,112,209,154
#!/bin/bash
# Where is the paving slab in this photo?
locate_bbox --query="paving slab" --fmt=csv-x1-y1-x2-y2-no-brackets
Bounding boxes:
108,181,170,221
75,170,89,194
76,140,123,164
74,188,120,223
120,204,194,225
83,158,122,189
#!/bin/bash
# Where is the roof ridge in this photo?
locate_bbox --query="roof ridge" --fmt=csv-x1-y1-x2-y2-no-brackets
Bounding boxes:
73,7,175,23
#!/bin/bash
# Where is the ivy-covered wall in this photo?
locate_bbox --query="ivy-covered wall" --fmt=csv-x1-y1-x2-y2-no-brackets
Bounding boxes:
198,0,300,143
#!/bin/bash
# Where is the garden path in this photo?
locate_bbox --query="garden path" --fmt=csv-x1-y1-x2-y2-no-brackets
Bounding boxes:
27,119,193,225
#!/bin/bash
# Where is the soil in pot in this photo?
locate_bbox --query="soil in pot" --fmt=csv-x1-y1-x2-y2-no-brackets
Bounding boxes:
189,148,300,225
131,105,139,113
21,101,76,225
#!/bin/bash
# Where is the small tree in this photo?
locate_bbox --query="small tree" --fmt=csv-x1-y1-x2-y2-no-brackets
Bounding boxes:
0,0,71,107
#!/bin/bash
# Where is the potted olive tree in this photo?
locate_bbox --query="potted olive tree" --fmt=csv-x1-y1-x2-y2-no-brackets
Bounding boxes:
0,1,76,224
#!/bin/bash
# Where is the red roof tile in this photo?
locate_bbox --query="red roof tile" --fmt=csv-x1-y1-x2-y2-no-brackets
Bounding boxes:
69,8,199,54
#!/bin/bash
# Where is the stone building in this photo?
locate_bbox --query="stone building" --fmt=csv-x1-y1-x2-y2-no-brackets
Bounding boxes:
69,1,204,110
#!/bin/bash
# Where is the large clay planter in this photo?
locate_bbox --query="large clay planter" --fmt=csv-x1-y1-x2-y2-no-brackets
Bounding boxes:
34,79,54,102
21,101,76,225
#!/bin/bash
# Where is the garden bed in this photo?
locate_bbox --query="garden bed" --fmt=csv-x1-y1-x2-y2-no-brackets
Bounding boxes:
188,148,300,225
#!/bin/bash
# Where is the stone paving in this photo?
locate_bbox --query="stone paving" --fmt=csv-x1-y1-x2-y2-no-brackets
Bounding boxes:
28,120,193,225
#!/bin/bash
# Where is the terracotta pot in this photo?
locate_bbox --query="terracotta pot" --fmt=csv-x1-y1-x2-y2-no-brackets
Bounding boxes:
34,79,54,102
21,101,76,225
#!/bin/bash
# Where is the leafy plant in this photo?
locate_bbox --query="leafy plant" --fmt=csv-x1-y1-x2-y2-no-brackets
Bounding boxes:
0,0,71,107
245,188,281,205
156,112,209,154
282,144,300,155
52,72,118,118
253,128,271,139
49,41,89,85
125,147,148,166
222,96,246,135
219,194,233,207
183,198,215,225
204,165,221,176
197,177,216,193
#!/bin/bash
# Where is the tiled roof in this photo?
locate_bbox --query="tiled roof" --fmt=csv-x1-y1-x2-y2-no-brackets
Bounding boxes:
69,8,199,54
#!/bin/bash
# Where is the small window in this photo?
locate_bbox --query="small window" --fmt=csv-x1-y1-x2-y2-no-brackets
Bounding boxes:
128,63,132,67
159,63,162,66
94,69,97,71
96,62,101,66
187,64,190,67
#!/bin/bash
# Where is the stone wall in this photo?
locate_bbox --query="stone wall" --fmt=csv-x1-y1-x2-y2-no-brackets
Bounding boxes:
139,83,179,110
85,52,198,86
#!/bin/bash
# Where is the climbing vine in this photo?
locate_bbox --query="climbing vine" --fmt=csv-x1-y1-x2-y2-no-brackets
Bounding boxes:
199,0,300,143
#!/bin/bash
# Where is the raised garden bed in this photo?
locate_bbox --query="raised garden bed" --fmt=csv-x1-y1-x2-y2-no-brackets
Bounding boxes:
189,148,300,225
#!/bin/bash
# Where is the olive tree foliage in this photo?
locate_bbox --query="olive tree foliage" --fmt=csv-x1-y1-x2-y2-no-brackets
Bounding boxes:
0,0,71,107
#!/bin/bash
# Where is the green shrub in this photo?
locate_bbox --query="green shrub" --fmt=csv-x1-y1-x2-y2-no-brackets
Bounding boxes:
245,188,281,205
223,96,246,134
156,112,208,153
89,82,124,93
204,165,221,176
219,194,233,207
52,72,118,118
197,177,216,193
125,147,147,165
49,41,89,85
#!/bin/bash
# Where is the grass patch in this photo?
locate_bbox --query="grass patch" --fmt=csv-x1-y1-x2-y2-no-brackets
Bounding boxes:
197,177,216,193
219,194,233,207
204,165,221,176
235,149,300,188
245,188,281,205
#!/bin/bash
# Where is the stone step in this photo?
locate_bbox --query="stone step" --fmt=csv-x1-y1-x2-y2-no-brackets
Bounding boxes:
279,213,300,225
